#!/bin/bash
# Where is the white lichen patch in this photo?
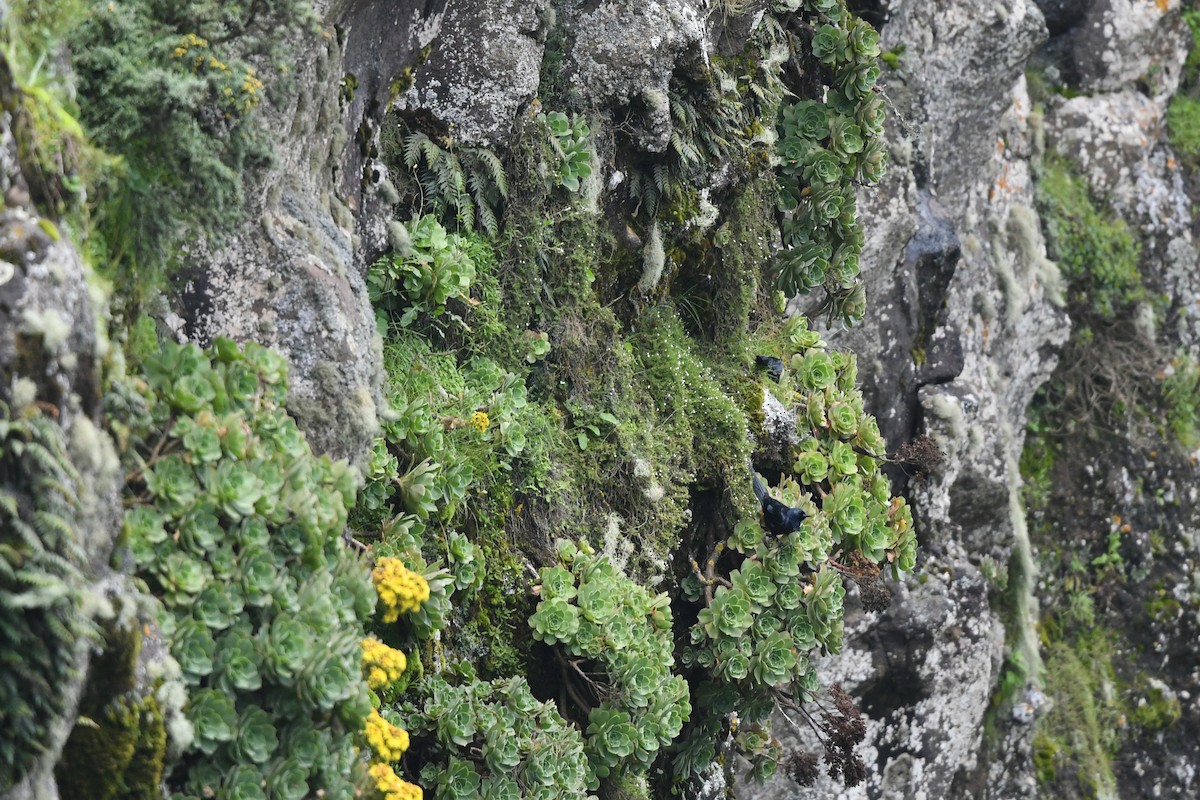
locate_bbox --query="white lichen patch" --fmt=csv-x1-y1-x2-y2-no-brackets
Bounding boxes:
637,221,665,295
21,307,71,352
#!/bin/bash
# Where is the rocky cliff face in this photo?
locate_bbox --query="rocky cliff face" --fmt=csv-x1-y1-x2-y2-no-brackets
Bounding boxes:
771,1,1200,798
4,0,1198,797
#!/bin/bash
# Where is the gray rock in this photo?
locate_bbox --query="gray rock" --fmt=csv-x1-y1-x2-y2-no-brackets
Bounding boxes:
0,162,123,800
181,1,446,466
1040,0,1190,95
565,0,709,152
879,0,1047,213
402,0,548,147
799,4,1070,795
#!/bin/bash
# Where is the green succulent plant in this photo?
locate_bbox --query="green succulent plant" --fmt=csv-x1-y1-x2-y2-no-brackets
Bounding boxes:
771,0,888,323
370,214,478,329
114,331,375,799
528,539,690,784
542,111,594,193
674,314,915,784
407,674,597,799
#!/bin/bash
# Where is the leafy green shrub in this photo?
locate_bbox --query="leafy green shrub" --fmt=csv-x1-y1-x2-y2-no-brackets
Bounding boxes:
115,333,376,799
673,316,915,785
370,215,478,328
772,0,887,324
529,539,691,782
403,672,596,799
541,111,593,193
71,0,319,301
0,403,96,792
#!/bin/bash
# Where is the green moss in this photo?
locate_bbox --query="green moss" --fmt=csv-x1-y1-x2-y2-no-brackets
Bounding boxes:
56,644,166,800
632,307,752,489
56,699,140,800
120,696,166,800
1162,356,1200,450
1167,94,1200,158
1032,733,1058,784
1035,156,1143,318
1127,679,1181,732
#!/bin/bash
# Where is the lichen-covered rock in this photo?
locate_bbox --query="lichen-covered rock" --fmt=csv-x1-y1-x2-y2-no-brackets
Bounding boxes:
181,1,447,465
745,552,1003,799
1,105,125,798
564,0,709,152
402,0,548,147
793,5,1069,796
1039,0,1189,95
879,0,1047,212
1044,91,1191,236
1039,11,1200,349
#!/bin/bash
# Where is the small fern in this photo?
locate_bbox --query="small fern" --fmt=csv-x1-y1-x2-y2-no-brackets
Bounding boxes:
398,131,508,237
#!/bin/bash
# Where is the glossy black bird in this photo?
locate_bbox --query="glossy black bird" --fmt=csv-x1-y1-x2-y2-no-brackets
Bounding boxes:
752,473,807,535
754,355,785,382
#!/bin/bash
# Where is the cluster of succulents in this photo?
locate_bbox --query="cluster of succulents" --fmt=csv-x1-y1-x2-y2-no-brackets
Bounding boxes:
673,316,915,783
0,403,95,791
116,333,377,799
772,0,888,322
529,539,691,782
402,673,596,799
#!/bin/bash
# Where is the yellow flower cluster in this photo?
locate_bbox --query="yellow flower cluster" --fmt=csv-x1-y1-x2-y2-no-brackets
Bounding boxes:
240,68,264,111
469,411,490,432
364,709,410,763
172,33,208,59
369,763,423,800
371,557,430,623
361,638,407,690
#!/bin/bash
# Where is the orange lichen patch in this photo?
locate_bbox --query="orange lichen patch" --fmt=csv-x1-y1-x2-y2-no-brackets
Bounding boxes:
990,162,1015,200
1157,0,1170,13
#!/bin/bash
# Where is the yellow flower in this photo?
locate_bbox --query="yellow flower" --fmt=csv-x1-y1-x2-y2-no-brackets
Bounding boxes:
364,709,410,763
470,411,489,432
369,763,423,800
371,557,431,623
361,638,407,690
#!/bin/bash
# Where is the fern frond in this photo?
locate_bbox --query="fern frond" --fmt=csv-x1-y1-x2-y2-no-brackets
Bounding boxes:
653,163,670,194
477,200,499,239
402,132,427,170
0,488,20,519
475,148,508,199
419,135,444,172
21,441,78,493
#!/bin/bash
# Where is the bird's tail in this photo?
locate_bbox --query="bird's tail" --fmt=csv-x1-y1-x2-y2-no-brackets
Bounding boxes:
752,472,769,505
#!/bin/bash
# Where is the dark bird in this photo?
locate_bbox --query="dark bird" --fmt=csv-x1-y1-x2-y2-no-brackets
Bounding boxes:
754,355,785,382
752,473,807,535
